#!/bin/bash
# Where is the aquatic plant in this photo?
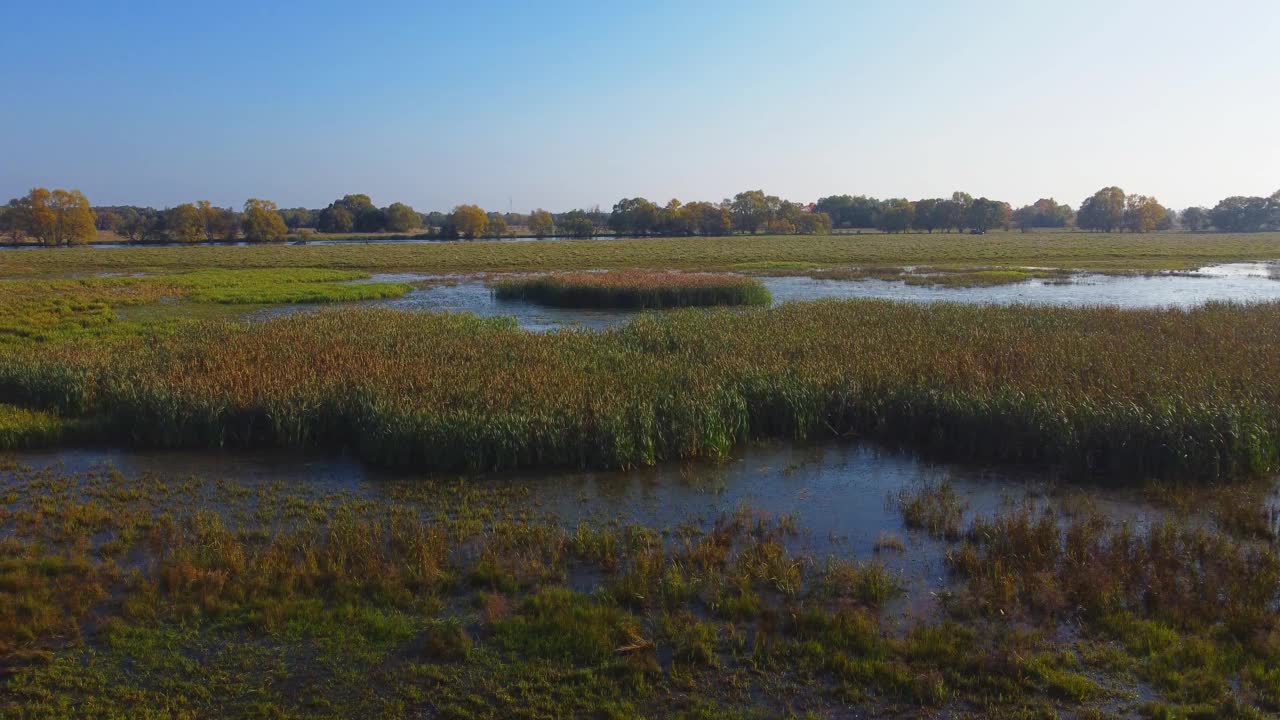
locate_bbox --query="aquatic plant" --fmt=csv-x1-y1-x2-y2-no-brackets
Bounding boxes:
2,299,1279,481
492,270,771,308
1,464,1275,717
0,403,63,449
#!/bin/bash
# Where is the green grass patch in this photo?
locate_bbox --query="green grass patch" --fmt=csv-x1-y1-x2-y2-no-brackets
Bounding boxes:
159,268,413,304
0,402,63,449
5,231,1280,278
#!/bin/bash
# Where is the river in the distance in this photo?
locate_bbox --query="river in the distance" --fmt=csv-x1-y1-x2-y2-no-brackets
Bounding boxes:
255,262,1280,332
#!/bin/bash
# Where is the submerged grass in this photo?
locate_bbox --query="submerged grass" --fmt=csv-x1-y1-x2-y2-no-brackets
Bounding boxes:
0,463,1274,718
2,300,1278,481
492,271,771,309
903,268,1074,288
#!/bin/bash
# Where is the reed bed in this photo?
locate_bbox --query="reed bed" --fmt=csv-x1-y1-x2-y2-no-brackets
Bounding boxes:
2,299,1278,481
0,403,63,449
492,270,771,308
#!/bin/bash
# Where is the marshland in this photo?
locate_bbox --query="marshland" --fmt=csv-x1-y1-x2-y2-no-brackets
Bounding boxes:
0,231,1279,718
13,0,1280,713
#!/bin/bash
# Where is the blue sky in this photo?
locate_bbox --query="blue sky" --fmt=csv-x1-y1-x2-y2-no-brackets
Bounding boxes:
2,0,1277,212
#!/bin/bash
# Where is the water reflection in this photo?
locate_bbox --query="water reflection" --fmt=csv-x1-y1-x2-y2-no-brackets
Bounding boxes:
6,441,1184,615
255,262,1280,331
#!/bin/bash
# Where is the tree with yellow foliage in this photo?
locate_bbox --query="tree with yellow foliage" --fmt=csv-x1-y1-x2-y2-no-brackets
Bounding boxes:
240,198,289,242
1123,195,1168,234
450,204,488,239
12,188,96,246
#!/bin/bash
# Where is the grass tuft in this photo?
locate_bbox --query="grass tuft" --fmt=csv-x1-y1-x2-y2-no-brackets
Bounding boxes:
492,270,771,309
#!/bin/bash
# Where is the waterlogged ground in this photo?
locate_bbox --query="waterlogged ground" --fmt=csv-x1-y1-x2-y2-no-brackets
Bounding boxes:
2,442,1242,613
256,262,1280,331
3,442,1279,718
6,251,1280,716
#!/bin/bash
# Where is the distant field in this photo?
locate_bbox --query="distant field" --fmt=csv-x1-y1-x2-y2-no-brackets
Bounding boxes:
4,231,1280,277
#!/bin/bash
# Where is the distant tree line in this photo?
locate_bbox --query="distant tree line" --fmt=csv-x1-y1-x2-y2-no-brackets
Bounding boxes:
85,199,288,243
608,192,831,237
816,188,1280,234
1186,192,1280,233
4,186,1279,246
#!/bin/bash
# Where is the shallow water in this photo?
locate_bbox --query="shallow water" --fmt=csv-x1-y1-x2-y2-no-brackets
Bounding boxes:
256,262,1280,331
6,441,1184,617
764,264,1280,307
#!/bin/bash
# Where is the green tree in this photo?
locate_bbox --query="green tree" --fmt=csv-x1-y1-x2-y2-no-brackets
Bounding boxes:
556,209,595,238
814,195,853,227
318,205,354,233
877,199,915,233
815,195,881,229
241,198,288,242
356,207,386,232
944,192,973,232
318,194,383,233
384,202,421,233
1012,198,1074,231
912,198,942,232
1077,187,1126,231
451,205,488,239
95,209,122,232
279,208,317,230
796,211,832,235
683,202,731,236
1209,195,1277,232
1180,207,1210,232
206,206,240,241
730,190,770,234
485,213,509,238
167,203,205,243
528,209,555,238
965,198,1009,233
196,201,217,241
659,199,692,236
608,197,660,236
117,210,154,243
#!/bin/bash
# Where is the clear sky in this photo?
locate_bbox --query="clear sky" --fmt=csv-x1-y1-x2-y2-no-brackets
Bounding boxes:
2,0,1276,212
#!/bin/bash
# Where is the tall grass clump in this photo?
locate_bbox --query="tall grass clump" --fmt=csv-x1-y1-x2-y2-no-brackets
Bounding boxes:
2,300,1279,481
0,403,63,449
492,271,771,309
